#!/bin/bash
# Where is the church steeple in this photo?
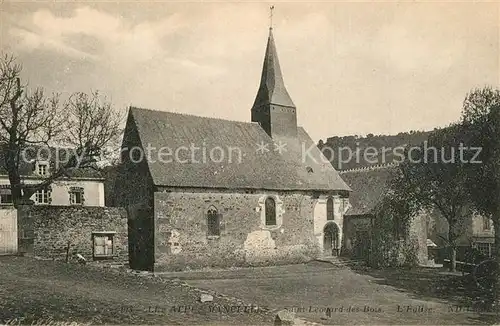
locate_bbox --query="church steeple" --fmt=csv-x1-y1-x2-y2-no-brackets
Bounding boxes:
251,18,298,139
252,28,296,110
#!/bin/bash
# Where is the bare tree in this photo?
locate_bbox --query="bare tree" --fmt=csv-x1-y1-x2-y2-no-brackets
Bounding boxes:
0,54,65,204
0,53,123,206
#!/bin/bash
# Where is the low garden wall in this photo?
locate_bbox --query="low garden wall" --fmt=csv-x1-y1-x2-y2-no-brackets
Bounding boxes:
17,204,128,262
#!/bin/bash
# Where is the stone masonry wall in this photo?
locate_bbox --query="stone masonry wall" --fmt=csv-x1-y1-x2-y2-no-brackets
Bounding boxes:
153,190,320,271
17,205,128,262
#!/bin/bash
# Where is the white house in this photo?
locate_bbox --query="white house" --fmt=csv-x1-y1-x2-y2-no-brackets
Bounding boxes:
0,147,105,207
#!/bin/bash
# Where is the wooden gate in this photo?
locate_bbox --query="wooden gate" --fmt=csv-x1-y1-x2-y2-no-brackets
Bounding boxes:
0,208,17,255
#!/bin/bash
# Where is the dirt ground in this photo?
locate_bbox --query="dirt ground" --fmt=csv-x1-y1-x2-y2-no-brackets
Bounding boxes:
2,256,499,325
0,256,272,325
158,261,500,325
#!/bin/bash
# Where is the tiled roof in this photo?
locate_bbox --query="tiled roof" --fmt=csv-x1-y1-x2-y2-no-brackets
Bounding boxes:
128,107,350,192
0,145,103,179
341,166,398,216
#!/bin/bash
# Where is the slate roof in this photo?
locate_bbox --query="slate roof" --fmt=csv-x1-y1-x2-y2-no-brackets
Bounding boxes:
0,145,104,179
252,29,295,109
341,166,398,216
128,107,350,192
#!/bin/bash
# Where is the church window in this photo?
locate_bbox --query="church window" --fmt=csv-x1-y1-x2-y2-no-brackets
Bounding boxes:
207,206,220,237
327,197,334,220
265,197,276,226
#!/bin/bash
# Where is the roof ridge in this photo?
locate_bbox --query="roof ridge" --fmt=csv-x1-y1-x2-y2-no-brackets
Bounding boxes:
130,107,306,130
339,162,399,174
130,106,257,126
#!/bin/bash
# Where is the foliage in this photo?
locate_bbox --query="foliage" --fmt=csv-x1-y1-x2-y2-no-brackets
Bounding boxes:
399,125,471,224
460,86,500,305
319,130,432,170
369,186,418,268
460,87,500,221
386,125,472,271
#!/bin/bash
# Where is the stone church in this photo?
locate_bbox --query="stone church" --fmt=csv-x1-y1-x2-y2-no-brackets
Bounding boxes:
117,28,351,271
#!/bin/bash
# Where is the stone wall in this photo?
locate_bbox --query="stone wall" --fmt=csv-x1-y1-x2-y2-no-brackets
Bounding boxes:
115,115,156,270
312,196,349,255
17,205,128,262
152,190,320,271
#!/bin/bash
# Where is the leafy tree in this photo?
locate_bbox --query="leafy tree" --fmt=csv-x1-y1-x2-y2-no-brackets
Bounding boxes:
0,53,122,206
393,124,471,272
369,171,420,268
460,87,500,303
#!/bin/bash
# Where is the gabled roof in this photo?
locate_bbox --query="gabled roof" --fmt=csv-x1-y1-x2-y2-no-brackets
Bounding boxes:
252,29,295,109
341,166,398,216
127,107,350,192
0,145,104,180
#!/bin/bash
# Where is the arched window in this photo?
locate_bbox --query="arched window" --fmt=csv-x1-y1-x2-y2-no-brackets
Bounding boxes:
327,197,334,220
265,197,276,226
207,206,220,236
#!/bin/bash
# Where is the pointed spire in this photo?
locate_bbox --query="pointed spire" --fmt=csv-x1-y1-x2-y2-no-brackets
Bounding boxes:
252,28,296,110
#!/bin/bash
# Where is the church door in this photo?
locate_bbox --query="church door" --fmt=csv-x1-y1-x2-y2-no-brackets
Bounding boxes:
323,222,339,257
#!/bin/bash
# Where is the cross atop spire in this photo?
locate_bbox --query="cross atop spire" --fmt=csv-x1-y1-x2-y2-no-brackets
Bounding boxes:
269,5,275,30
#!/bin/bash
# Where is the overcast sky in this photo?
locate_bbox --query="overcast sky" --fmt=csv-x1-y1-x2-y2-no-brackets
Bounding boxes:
1,1,498,142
